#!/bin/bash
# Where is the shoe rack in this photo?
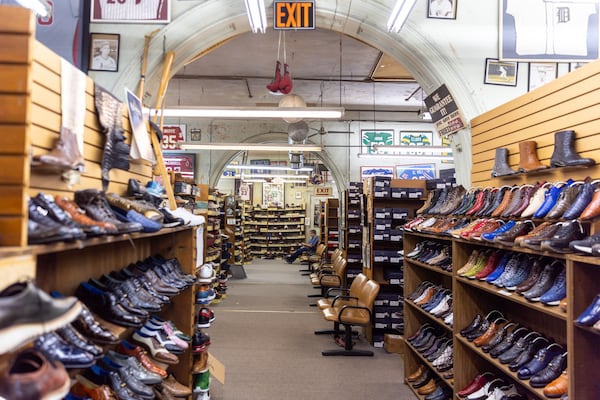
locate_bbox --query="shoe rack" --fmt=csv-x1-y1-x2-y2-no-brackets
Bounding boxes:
344,184,364,281
241,201,253,264
224,195,243,265
319,198,339,263
205,190,223,266
0,6,200,390
362,177,427,346
244,204,306,259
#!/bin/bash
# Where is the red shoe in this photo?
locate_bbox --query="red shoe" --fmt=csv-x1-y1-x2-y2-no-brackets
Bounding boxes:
266,61,282,93
457,372,494,397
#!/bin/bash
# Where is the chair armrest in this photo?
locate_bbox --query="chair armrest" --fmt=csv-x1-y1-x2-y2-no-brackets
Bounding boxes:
325,287,350,297
337,305,373,325
319,274,341,286
331,295,358,307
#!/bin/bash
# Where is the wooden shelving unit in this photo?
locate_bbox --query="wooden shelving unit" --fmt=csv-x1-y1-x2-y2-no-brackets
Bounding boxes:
223,195,244,265
244,205,306,259
319,198,340,262
362,177,427,346
344,183,364,281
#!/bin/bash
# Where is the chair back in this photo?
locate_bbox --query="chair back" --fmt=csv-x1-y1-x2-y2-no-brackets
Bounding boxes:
331,248,343,261
349,273,368,297
333,258,347,277
315,243,327,256
358,280,380,312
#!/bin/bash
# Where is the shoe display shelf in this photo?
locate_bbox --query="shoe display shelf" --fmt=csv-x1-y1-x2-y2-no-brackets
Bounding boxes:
319,200,327,250
344,184,364,281
241,202,253,264
244,205,306,259
224,195,244,265
362,177,427,346
402,231,454,398
320,198,340,263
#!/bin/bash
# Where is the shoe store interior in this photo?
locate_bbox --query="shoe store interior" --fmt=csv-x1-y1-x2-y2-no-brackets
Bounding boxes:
1,0,600,399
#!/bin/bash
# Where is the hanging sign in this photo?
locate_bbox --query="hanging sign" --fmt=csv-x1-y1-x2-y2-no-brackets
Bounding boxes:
274,1,315,29
161,125,186,151
423,84,466,137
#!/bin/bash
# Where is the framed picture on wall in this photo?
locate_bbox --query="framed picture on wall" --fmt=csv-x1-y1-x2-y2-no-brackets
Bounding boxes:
91,0,171,23
89,33,119,72
528,63,558,91
395,164,436,180
263,182,284,208
360,166,394,181
484,58,518,86
427,0,457,19
361,129,395,154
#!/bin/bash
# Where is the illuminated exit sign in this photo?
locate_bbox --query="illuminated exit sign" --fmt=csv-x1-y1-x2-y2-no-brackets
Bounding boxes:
274,1,315,30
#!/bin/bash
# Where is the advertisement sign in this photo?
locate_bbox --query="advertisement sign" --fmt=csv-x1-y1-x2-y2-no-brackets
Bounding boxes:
161,125,186,151
274,1,315,29
163,153,195,180
395,164,436,180
424,84,466,137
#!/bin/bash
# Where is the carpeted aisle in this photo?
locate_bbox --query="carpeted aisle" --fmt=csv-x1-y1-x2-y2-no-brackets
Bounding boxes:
207,259,415,400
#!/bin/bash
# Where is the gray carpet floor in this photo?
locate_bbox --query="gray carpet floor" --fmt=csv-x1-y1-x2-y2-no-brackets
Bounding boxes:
206,259,416,400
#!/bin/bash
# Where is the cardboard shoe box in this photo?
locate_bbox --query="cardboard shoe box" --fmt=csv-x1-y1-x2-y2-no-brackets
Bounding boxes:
384,334,404,354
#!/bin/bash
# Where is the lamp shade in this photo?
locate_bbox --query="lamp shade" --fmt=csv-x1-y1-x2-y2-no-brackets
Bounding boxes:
279,94,307,123
288,121,309,142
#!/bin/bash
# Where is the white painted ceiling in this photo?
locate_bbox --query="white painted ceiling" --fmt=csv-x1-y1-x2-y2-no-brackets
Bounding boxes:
165,28,425,116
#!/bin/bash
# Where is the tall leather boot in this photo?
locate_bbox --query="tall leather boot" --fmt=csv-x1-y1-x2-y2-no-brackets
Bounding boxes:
491,148,516,177
518,141,547,172
550,130,595,167
32,127,85,172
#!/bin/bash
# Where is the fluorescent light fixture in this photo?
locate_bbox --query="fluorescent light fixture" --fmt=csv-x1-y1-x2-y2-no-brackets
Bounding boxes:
279,179,308,183
357,153,454,161
387,0,418,32
152,107,344,119
226,164,313,172
179,143,322,152
15,0,50,16
241,174,310,179
241,179,266,183
373,145,451,154
244,0,267,33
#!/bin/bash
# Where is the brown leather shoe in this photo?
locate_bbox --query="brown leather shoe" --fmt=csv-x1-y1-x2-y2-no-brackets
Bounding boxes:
407,365,426,382
543,370,568,398
0,349,70,400
161,374,192,397
71,375,117,400
415,287,435,306
559,298,567,313
491,186,516,217
473,319,505,347
514,222,552,246
115,341,168,378
546,184,580,219
581,188,600,220
192,351,209,374
417,378,438,395
518,140,547,172
55,195,118,234
32,126,85,171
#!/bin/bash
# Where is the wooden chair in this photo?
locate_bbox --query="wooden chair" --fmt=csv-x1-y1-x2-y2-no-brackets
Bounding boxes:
319,279,380,356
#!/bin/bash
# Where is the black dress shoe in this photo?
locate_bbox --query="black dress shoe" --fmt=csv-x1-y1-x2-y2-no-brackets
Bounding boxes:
75,282,143,328
34,332,96,368
460,314,483,336
412,369,432,388
482,322,516,353
498,332,541,364
530,352,567,388
540,220,586,253
33,193,104,237
70,302,119,345
489,327,529,358
85,365,138,400
57,324,104,359
100,357,155,399
508,336,549,372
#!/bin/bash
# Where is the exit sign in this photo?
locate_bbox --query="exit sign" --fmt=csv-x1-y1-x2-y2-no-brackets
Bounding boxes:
274,1,315,30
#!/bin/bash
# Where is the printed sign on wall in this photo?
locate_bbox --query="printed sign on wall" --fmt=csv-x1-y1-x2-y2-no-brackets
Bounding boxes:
361,130,395,154
161,125,186,151
424,84,466,137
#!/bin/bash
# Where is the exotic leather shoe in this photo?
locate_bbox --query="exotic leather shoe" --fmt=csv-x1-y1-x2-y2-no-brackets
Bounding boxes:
28,198,82,241
485,186,510,216
132,330,180,364
438,185,467,215
106,193,163,222
460,314,483,337
491,186,517,217
491,147,516,177
508,336,549,372
99,357,155,399
55,195,118,234
34,193,105,237
529,352,567,388
562,178,595,220
501,255,531,290
509,184,537,217
520,223,561,251
70,302,119,345
473,318,506,347
476,252,511,281
523,262,562,302
427,188,448,214
74,189,143,234
549,130,595,167
517,343,564,380
533,181,570,219
27,219,71,245
0,281,82,354
575,294,600,326
546,183,580,219
543,369,568,398
84,365,138,400
34,332,96,368
580,185,600,220
494,220,535,246
518,140,547,172
520,182,552,217
489,254,522,288
484,253,514,283
480,220,515,242
457,372,494,397
106,350,162,385
514,221,553,247
539,267,567,305
116,340,168,378
501,185,531,217
540,220,585,253
0,349,70,400
515,258,544,293
482,322,517,353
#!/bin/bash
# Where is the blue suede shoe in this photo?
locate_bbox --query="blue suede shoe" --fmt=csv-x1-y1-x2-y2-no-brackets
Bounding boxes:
533,180,572,218
485,252,513,282
111,207,160,233
540,267,567,306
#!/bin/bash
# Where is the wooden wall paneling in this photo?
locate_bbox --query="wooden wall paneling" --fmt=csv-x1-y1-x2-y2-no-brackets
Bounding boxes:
0,253,35,290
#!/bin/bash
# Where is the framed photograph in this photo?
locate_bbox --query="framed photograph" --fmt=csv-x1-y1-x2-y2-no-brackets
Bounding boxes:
500,0,599,61
395,164,436,180
91,0,170,23
189,128,201,142
164,153,196,180
569,62,589,72
428,0,457,19
263,183,284,208
361,129,395,154
484,58,518,86
528,63,558,91
89,33,119,72
360,166,394,181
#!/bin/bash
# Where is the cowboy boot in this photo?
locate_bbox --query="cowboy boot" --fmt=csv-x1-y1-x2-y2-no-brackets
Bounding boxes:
32,127,85,172
518,141,547,172
491,148,516,177
550,130,595,167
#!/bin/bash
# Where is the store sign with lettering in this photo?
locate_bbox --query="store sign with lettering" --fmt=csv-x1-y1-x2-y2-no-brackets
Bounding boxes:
274,1,315,29
424,84,466,137
315,187,332,196
161,125,186,151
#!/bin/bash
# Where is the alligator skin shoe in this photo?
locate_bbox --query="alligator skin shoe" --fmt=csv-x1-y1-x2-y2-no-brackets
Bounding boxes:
494,220,535,246
517,343,564,380
508,336,549,372
543,370,568,398
520,223,561,251
523,262,563,302
575,294,600,326
561,178,595,220
545,183,581,219
540,220,585,253
529,352,567,388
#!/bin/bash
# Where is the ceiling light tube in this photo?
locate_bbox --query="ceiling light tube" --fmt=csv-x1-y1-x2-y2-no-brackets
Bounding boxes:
241,174,310,179
244,0,267,33
153,107,344,119
387,0,418,32
226,164,313,172
241,179,267,183
357,153,454,161
179,143,322,152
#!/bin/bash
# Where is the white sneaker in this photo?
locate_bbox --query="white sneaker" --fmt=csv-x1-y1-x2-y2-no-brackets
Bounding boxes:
170,208,205,226
194,390,210,400
197,264,215,284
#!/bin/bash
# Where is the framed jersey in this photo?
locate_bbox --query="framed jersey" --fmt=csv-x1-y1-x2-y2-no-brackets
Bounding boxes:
91,0,170,23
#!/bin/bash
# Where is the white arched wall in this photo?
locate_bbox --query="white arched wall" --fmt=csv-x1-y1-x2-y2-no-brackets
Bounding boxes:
109,0,487,187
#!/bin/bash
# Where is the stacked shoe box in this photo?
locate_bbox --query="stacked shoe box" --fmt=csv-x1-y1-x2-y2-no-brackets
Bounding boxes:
346,183,364,279
373,177,392,198
373,293,405,343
